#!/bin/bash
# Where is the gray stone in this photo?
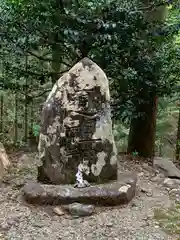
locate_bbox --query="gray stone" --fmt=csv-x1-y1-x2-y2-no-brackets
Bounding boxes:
62,203,95,217
153,157,180,179
37,57,117,185
163,178,180,189
140,188,153,197
0,222,10,231
23,172,137,206
6,217,20,227
53,206,65,216
169,188,180,196
150,173,164,183
163,178,175,188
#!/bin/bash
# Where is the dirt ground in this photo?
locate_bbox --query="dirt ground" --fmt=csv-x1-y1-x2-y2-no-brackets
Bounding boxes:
0,152,178,240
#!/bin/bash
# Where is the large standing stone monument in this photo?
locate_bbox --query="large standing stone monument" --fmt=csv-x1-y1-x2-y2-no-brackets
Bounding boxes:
37,58,117,185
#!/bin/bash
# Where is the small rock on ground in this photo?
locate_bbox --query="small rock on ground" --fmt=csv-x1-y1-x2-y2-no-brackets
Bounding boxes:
154,157,180,179
62,203,95,217
53,206,65,216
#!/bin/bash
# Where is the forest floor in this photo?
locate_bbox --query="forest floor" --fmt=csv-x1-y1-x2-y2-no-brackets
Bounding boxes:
0,152,179,240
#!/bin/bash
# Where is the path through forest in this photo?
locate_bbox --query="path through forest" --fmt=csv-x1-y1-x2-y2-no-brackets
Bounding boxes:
0,153,178,240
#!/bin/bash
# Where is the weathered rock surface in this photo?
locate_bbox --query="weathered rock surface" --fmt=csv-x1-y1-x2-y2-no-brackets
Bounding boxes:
153,157,180,179
62,203,95,217
23,172,137,206
0,142,10,179
38,58,117,185
163,178,180,189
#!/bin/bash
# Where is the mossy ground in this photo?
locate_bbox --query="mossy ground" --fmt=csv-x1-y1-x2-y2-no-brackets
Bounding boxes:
154,204,180,238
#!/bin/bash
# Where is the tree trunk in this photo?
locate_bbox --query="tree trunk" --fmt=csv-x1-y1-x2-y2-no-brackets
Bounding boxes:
51,0,66,84
14,90,18,144
0,93,3,134
127,2,167,159
176,108,180,161
51,43,61,84
0,59,4,137
24,54,28,143
30,98,34,131
159,138,163,157
128,96,158,158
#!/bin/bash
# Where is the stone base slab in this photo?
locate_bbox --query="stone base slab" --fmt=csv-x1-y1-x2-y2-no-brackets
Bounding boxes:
23,172,137,206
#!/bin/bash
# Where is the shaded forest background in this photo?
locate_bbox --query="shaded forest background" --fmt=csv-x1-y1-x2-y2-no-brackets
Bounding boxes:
0,0,179,159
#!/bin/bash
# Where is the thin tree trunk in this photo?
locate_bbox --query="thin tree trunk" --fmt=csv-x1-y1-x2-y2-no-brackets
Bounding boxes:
14,90,18,144
24,54,28,143
176,108,180,161
51,0,65,84
51,43,61,84
0,59,4,136
159,138,163,157
0,94,3,134
128,96,158,158
30,98,34,130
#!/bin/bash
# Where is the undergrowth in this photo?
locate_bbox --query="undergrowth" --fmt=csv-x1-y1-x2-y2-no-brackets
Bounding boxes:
154,204,180,238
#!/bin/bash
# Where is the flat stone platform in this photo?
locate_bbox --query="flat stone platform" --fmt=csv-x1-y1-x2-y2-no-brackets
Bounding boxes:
23,172,137,206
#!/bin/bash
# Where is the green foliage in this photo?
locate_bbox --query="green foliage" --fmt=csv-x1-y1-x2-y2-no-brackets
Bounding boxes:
114,94,180,157
131,151,139,157
1,0,179,97
0,0,179,151
32,124,40,137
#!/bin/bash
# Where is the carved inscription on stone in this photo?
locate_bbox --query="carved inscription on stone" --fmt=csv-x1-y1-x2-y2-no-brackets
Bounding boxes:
64,119,99,160
38,57,117,184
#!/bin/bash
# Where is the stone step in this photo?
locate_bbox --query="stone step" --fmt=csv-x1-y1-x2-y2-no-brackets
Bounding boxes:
23,172,137,206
